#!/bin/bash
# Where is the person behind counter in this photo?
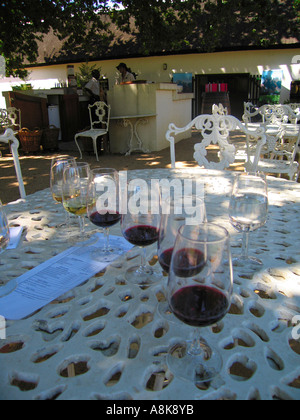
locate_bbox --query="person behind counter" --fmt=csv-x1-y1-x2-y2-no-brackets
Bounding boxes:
116,63,136,84
85,70,105,104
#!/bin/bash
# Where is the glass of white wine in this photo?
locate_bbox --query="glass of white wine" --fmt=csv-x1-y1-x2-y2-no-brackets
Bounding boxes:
50,156,77,234
62,162,95,245
50,156,77,204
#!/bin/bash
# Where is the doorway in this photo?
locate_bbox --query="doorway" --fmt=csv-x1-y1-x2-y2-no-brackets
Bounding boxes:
194,73,261,119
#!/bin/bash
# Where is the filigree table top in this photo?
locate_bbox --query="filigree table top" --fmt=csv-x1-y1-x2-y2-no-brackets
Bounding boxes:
0,168,300,400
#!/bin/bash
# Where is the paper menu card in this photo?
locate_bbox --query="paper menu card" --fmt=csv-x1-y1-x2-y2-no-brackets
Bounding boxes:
0,235,133,321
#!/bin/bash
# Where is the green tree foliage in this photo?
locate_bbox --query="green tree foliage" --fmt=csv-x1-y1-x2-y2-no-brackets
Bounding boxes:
1,0,299,78
110,0,300,54
0,0,111,78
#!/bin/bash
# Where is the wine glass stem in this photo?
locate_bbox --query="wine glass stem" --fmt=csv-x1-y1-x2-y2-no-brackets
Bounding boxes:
140,246,147,269
104,228,110,251
241,231,249,259
78,216,85,235
64,210,70,227
189,328,203,356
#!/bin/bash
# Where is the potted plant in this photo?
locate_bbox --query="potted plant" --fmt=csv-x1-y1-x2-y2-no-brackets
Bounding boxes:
76,62,103,95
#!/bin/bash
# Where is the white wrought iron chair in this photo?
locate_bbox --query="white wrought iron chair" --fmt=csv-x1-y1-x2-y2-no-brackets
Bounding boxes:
243,102,300,125
0,107,21,134
75,102,111,162
166,113,266,171
0,128,26,199
255,126,300,181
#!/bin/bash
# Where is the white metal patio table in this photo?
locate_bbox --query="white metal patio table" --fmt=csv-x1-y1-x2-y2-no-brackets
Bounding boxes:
0,168,300,401
110,114,156,156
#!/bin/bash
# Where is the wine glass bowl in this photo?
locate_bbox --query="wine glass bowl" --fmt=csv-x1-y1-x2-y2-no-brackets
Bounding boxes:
87,168,121,258
229,172,268,265
121,181,161,286
50,156,77,236
167,223,233,383
50,156,77,204
62,162,93,245
157,195,206,319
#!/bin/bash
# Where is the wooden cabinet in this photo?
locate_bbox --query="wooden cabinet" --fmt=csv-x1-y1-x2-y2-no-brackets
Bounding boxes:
7,91,82,142
8,91,49,129
58,94,80,142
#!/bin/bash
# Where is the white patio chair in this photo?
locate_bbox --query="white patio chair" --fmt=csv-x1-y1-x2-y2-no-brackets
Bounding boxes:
243,102,300,125
0,107,21,134
255,126,300,181
0,128,26,199
75,101,111,162
166,113,266,171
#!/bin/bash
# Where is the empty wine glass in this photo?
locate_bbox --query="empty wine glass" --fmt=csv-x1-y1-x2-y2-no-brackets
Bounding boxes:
167,223,233,383
0,200,16,297
157,195,206,319
121,180,161,286
229,172,268,265
62,162,95,245
87,168,121,259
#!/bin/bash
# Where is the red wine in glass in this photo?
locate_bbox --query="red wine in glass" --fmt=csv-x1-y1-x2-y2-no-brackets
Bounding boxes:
89,211,121,228
172,248,206,278
123,225,159,247
157,195,206,320
158,247,173,274
170,285,230,328
167,223,233,384
121,182,161,286
87,168,121,257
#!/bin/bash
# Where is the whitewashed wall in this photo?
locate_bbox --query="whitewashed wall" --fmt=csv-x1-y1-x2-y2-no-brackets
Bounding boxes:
1,48,300,108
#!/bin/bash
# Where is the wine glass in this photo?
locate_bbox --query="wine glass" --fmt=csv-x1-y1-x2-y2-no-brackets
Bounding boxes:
0,200,17,297
87,168,121,259
167,223,233,383
157,195,207,319
121,180,161,286
50,156,77,233
229,172,268,265
62,162,95,245
50,156,77,204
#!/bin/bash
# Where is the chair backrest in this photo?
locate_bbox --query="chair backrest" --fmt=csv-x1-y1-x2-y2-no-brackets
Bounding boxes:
272,125,300,163
88,101,111,131
289,103,300,114
166,113,266,170
243,102,300,125
0,107,21,132
212,103,228,115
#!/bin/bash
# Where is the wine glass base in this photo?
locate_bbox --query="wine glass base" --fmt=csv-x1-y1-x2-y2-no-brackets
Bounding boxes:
232,255,263,266
167,338,222,384
91,246,123,263
125,265,162,286
68,233,99,248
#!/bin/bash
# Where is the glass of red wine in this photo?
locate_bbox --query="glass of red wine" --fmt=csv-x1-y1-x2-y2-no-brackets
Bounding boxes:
121,181,161,286
157,195,206,320
87,168,121,259
167,223,233,383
